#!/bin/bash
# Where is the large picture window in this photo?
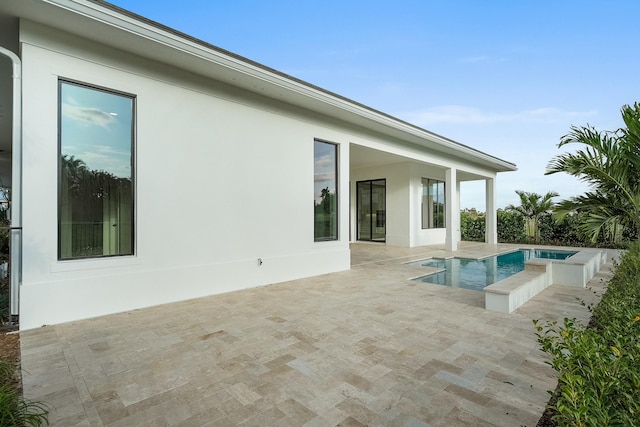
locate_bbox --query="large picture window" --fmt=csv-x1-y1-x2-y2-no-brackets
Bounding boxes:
59,80,135,259
314,140,338,241
422,178,445,229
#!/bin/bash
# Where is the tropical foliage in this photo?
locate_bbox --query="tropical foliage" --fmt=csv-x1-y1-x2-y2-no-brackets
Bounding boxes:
505,190,558,241
534,242,640,426
314,186,337,240
0,360,49,426
460,209,485,242
546,102,640,243
61,155,133,258
459,209,526,243
497,209,527,242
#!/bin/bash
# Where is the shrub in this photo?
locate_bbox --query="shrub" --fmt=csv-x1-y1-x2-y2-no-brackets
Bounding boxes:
534,242,640,426
538,212,586,246
460,210,485,241
497,210,526,242
0,360,49,426
460,210,526,243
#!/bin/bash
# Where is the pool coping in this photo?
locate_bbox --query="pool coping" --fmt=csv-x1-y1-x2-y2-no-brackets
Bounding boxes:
483,249,608,313
404,247,579,285
404,248,608,314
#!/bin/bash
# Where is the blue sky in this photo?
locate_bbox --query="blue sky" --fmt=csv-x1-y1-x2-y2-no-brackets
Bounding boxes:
61,82,133,178
110,0,639,209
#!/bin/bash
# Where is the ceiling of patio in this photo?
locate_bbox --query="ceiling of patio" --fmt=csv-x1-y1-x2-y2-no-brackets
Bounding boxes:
350,144,490,182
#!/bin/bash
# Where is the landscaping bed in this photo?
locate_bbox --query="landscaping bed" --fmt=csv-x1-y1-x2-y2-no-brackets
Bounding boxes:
0,330,19,367
0,328,49,426
534,242,640,426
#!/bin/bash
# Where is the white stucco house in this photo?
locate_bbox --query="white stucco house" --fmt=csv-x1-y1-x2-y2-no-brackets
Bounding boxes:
0,0,516,330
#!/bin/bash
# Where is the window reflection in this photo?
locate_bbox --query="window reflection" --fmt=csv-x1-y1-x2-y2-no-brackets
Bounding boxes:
314,140,338,241
59,81,135,259
422,178,445,229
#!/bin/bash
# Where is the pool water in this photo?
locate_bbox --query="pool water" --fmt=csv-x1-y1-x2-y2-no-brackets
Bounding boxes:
411,249,577,291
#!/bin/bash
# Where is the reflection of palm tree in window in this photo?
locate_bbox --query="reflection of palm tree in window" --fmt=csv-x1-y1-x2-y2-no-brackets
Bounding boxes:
319,187,336,214
61,155,88,196
60,154,132,257
320,187,330,212
62,154,131,199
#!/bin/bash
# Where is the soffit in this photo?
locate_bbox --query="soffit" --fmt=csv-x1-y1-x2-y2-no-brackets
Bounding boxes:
350,144,492,182
0,0,517,173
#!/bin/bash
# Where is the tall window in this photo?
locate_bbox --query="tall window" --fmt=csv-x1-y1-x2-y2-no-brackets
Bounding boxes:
59,80,135,259
314,140,338,241
422,178,445,229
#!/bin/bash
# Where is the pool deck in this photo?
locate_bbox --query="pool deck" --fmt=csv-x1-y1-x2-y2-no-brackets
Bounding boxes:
20,242,619,426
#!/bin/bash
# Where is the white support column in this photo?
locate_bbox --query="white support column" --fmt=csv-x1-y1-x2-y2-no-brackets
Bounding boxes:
340,142,351,245
456,180,461,242
445,168,458,251
485,177,498,244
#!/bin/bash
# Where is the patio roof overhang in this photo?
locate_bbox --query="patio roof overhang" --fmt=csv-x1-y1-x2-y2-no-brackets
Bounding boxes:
0,0,517,175
350,144,495,182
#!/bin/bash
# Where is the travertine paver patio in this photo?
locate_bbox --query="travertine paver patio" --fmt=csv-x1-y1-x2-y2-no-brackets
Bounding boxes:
20,242,616,426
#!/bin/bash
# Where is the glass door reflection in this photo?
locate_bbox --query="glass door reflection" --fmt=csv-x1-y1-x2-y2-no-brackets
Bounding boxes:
357,179,386,242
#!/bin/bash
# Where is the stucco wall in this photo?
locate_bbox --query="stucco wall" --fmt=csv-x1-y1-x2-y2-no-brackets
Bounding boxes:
350,162,452,247
350,162,410,246
18,22,357,328
15,20,505,328
409,163,448,247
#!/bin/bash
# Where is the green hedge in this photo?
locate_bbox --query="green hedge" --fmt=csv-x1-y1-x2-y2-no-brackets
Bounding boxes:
534,242,640,426
461,210,635,247
497,210,526,242
538,212,635,248
538,212,578,244
460,211,485,241
460,210,526,243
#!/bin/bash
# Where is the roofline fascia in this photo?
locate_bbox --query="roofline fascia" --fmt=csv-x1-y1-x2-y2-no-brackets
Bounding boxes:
40,0,516,171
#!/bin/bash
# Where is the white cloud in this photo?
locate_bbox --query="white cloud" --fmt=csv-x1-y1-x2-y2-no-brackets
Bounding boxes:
73,145,131,178
314,154,334,168
62,103,116,128
314,172,335,183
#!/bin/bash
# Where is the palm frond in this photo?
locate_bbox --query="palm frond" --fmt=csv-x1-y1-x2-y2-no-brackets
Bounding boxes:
547,103,640,242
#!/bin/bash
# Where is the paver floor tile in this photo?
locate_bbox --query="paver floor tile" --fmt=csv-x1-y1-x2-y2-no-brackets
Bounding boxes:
20,242,615,426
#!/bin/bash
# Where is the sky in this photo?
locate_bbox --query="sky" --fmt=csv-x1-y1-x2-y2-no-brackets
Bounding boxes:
61,82,133,178
109,0,639,210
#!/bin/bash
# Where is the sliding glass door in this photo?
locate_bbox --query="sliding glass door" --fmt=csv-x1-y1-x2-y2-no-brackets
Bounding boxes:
357,179,386,242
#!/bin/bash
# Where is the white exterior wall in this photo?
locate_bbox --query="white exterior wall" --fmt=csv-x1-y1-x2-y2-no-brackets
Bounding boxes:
14,20,511,328
18,22,357,329
351,162,452,248
350,162,410,246
409,163,447,247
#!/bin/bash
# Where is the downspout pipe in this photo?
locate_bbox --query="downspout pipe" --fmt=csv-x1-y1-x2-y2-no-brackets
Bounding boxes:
0,46,22,324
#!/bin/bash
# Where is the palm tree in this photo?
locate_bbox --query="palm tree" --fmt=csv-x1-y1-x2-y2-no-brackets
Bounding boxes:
61,154,88,196
506,190,558,241
546,103,640,243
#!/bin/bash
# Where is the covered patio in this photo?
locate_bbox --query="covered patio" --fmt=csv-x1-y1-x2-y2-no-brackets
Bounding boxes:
349,143,504,250
20,242,613,426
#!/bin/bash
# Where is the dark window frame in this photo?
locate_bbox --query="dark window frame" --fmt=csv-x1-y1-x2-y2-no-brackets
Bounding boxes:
314,139,339,242
356,179,386,242
58,79,136,260
421,178,446,229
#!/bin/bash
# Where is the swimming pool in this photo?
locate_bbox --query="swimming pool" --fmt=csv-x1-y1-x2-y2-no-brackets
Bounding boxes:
410,249,577,291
